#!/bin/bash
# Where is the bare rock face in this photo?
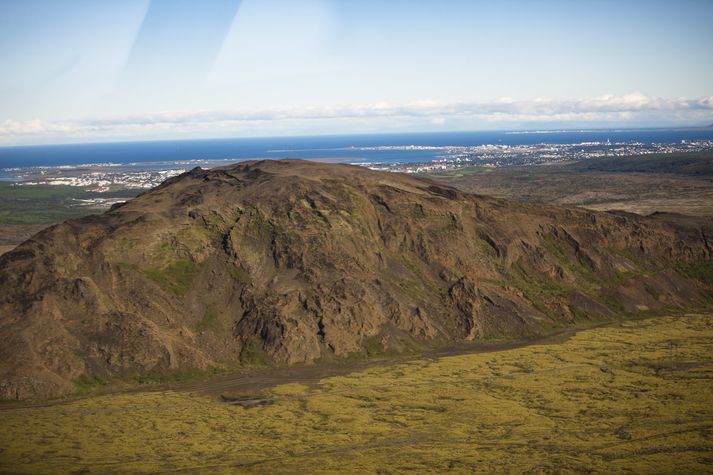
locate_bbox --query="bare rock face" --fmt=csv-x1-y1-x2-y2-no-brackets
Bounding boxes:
1,159,711,399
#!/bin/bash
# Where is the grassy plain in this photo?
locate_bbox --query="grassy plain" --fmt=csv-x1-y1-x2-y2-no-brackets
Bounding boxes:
1,314,712,473
428,152,713,217
0,183,139,254
0,182,137,225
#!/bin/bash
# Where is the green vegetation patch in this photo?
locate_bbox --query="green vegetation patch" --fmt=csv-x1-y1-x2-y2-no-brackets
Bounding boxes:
569,305,594,323
227,265,251,285
194,307,221,333
411,203,427,219
609,246,655,272
0,183,138,225
644,283,661,299
142,259,199,295
541,234,641,291
240,337,270,367
399,255,444,297
676,260,713,284
538,233,603,290
200,211,227,228
121,259,200,295
474,237,499,258
506,259,573,318
130,367,222,386
74,375,109,395
599,294,625,313
245,209,274,236
73,367,227,397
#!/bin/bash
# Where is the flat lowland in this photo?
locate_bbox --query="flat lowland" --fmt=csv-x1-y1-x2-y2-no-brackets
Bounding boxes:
1,313,711,473
0,182,139,256
428,152,713,217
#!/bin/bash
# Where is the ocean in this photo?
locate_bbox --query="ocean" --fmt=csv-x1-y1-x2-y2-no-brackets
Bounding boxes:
1,129,713,169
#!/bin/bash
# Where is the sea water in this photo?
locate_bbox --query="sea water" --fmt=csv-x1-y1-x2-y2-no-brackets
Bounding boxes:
1,129,713,169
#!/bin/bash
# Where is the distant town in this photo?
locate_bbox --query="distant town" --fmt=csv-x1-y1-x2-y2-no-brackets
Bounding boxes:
2,139,712,195
361,138,713,173
15,168,188,192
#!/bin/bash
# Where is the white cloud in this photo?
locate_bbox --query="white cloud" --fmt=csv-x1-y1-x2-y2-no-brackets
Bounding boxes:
1,93,712,143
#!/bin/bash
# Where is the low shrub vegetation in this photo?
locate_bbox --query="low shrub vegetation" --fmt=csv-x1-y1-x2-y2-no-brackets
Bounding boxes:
1,314,712,473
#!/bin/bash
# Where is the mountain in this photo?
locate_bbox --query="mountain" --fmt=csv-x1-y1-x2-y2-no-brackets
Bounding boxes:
1,159,712,399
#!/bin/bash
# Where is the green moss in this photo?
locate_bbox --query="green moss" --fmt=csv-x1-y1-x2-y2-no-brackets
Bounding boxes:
194,308,220,332
131,367,222,385
363,336,385,357
341,337,402,361
610,246,651,271
227,265,251,285
71,366,230,398
676,260,713,284
184,225,215,241
246,209,274,235
201,211,226,227
158,239,178,252
475,237,498,257
539,234,601,291
604,269,635,288
142,259,199,295
644,283,661,299
411,203,426,219
506,259,572,318
167,226,216,255
240,337,270,367
74,375,108,395
119,261,140,273
539,233,564,258
0,398,22,405
540,234,642,291
569,306,593,323
398,255,443,298
599,294,625,314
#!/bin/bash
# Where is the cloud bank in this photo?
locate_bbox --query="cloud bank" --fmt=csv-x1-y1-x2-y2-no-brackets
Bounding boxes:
2,93,712,143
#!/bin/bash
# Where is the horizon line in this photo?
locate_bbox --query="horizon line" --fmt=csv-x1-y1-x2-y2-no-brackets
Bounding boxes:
1,122,712,150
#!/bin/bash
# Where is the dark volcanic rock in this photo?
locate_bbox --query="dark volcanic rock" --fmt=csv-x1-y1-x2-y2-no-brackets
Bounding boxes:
1,159,711,399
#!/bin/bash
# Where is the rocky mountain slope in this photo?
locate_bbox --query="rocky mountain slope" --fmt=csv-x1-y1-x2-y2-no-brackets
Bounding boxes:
1,159,712,399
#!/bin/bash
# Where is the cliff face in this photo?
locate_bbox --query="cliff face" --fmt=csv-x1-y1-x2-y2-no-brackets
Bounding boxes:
1,159,711,399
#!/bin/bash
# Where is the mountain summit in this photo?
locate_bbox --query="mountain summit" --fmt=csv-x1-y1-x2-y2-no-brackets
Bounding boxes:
1,159,711,399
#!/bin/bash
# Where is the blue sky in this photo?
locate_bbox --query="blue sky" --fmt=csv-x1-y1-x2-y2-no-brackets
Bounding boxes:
1,0,712,144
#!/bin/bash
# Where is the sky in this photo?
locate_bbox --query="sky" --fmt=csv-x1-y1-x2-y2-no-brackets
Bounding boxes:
0,0,712,145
